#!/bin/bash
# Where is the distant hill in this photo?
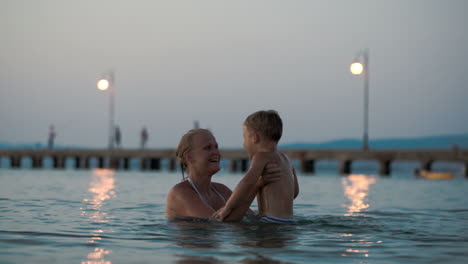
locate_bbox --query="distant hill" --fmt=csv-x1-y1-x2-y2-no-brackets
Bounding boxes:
0,142,43,149
279,133,468,149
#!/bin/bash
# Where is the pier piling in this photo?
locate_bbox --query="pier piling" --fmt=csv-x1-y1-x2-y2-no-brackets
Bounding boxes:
300,160,315,174
379,160,391,176
339,160,352,175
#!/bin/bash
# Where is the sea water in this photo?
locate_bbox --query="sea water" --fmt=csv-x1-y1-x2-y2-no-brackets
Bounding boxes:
0,167,467,264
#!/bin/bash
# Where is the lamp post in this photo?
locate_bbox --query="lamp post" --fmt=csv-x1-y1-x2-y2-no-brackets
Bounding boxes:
97,71,115,149
350,49,369,150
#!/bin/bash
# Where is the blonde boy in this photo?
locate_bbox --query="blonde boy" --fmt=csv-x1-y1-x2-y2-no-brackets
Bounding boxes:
213,110,299,223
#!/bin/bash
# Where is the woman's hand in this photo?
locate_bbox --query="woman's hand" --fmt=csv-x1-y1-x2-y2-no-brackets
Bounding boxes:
257,163,281,188
212,206,232,222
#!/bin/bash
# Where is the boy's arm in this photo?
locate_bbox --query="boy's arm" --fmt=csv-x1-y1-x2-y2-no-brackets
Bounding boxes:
293,167,299,199
213,154,267,221
221,180,261,221
220,162,281,221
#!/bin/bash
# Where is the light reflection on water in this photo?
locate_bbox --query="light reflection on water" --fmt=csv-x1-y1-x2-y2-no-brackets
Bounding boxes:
342,174,376,216
81,169,116,264
341,174,378,259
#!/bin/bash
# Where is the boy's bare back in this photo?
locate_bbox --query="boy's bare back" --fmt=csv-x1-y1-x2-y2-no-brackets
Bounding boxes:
255,151,298,219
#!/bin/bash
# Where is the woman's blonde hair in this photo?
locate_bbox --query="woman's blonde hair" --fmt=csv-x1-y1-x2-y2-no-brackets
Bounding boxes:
175,128,212,179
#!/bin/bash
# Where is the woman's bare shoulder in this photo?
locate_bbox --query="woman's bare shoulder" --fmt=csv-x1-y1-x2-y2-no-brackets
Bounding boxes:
168,180,191,196
167,181,193,209
166,181,193,218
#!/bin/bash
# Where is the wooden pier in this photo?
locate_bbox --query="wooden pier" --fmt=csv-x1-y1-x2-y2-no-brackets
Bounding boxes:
0,148,467,176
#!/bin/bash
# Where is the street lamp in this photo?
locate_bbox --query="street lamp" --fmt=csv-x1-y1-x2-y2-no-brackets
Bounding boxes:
350,49,369,150
97,71,115,149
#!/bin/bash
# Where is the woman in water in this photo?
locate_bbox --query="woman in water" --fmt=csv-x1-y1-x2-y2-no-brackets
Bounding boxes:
166,128,279,221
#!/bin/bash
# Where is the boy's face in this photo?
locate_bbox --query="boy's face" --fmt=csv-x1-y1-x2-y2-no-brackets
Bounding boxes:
242,125,253,153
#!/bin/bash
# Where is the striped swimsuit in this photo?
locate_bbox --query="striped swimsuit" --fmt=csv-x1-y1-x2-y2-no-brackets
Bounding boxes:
259,215,296,224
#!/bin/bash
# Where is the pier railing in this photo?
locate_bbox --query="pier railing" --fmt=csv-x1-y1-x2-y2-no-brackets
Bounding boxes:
0,148,467,176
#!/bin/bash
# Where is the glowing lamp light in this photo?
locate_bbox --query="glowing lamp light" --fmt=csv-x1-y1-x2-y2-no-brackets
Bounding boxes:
350,62,364,75
97,79,110,91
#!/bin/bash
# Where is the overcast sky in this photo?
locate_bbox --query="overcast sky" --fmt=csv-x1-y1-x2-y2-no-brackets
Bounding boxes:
1,0,467,148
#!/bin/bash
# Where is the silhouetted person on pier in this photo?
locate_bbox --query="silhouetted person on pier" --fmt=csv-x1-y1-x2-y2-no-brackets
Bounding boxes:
48,125,56,149
140,126,148,149
115,126,121,148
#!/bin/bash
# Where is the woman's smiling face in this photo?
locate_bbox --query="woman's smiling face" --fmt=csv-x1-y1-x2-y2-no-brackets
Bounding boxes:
188,130,221,175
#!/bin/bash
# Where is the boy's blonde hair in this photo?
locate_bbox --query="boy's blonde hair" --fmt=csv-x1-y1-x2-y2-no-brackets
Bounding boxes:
244,110,282,142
